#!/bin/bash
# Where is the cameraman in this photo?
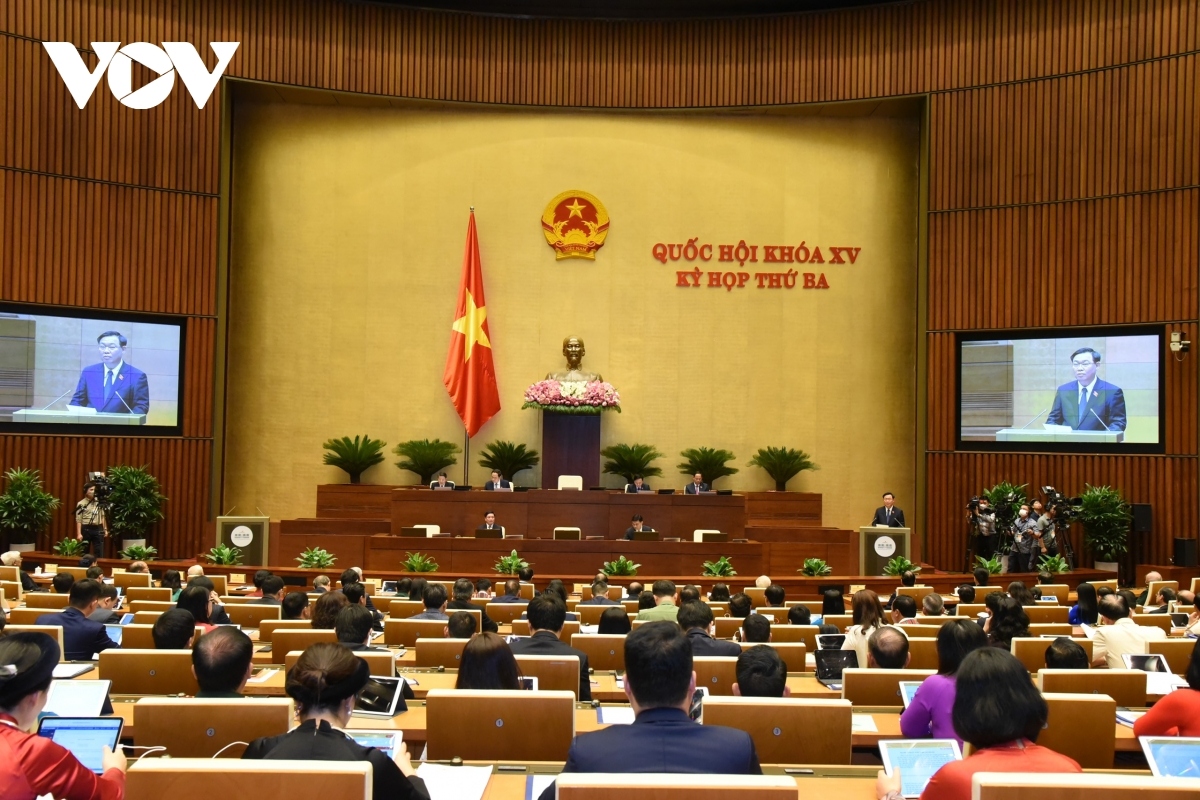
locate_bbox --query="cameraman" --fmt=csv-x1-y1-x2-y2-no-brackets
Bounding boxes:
1009,504,1038,573
74,481,108,558
971,496,997,559
1034,505,1059,559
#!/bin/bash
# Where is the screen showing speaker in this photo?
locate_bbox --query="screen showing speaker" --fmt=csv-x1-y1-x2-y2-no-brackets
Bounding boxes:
0,305,183,434
958,327,1164,453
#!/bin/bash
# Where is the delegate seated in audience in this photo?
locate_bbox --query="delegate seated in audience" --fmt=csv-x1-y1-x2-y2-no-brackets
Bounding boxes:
637,592,656,612
626,580,643,600
843,590,892,669
445,611,477,639
473,578,492,598
183,576,231,625
868,626,910,669
256,575,286,604
493,579,522,603
1008,581,1035,607
678,601,740,656
727,592,753,619
508,594,591,701
1092,594,1167,668
886,571,917,610
186,564,205,580
244,643,428,799
1135,571,1163,606
447,578,498,632
580,578,618,606
1036,570,1053,585
891,595,919,625
335,605,386,652
986,597,1029,651
246,570,271,598
341,567,382,621
1068,582,1099,625
394,577,412,599
1134,638,1200,737
35,579,119,660
88,584,122,625
127,561,149,575
0,632,127,799
282,592,311,621
1,551,42,593
1145,587,1177,614
764,584,785,607
52,573,75,594
409,583,449,621
455,632,522,690
313,575,331,593
900,619,987,746
517,567,535,588
159,569,183,601
538,622,760,800
878,648,1080,800
539,581,578,621
598,606,632,635
733,645,790,698
922,593,945,617
152,609,196,649
973,567,989,587
955,584,975,603
176,585,218,633
342,583,383,631
788,604,813,626
86,566,104,581
636,580,680,622
193,625,254,698
708,583,731,602
1043,637,1089,669
739,613,772,644
679,585,702,604
311,591,349,629
822,587,845,616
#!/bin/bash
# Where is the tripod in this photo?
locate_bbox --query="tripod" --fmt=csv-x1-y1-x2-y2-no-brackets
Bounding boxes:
962,515,979,574
1058,521,1077,571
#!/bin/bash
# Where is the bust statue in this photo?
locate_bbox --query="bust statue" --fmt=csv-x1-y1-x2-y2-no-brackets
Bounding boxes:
547,336,602,382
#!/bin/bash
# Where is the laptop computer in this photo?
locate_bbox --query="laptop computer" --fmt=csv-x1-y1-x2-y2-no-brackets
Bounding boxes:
1141,736,1200,778
398,527,426,538
475,528,504,539
353,676,408,718
1122,653,1187,694
632,530,659,541
349,731,401,758
656,489,675,495
381,581,398,593
44,680,112,717
814,649,857,687
37,717,123,774
879,739,963,797
816,633,846,650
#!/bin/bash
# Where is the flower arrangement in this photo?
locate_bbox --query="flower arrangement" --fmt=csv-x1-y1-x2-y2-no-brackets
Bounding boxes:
522,380,621,414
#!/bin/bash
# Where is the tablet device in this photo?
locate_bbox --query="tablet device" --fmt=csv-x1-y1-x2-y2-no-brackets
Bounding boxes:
350,731,401,758
1123,653,1170,673
879,739,963,798
816,633,846,651
814,649,857,687
44,680,112,717
1140,736,1200,778
104,625,123,646
353,676,408,717
381,581,398,594
898,681,923,708
518,676,540,691
119,613,135,625
37,717,123,774
1171,613,1191,627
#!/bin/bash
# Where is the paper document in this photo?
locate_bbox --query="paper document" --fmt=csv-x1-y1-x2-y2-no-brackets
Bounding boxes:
51,664,93,679
852,714,878,732
416,763,491,800
247,668,278,684
1146,673,1187,696
597,706,636,725
526,775,556,800
1078,623,1097,640
1116,710,1145,727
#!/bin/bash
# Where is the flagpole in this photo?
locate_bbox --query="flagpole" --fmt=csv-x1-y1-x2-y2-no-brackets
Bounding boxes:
463,431,470,487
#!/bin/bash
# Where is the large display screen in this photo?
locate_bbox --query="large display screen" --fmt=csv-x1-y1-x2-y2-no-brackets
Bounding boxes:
0,307,183,434
958,328,1163,453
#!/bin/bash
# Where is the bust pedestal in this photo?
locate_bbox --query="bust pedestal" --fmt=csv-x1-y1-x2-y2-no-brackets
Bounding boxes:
541,412,601,489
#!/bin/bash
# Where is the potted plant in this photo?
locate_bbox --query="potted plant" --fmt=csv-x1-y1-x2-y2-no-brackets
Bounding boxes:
677,447,738,487
105,465,167,553
982,481,1028,532
601,443,665,486
701,556,737,577
493,549,529,575
322,435,386,484
393,439,460,486
53,537,86,557
601,555,640,577
402,552,439,573
882,555,920,577
206,543,245,566
296,547,337,569
1037,554,1071,575
0,468,61,552
799,558,832,577
1078,484,1132,571
118,544,158,561
748,447,819,491
974,555,1003,576
478,441,540,486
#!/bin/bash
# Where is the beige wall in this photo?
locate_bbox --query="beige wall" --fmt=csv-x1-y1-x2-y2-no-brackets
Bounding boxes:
225,99,919,531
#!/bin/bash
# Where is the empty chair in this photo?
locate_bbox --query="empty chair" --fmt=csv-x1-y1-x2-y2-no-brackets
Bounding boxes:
693,656,739,696
1037,692,1117,768
120,624,162,649
842,668,936,706
711,618,744,639
821,614,854,632
515,654,582,698
126,759,370,796
771,625,818,649
99,649,199,695
1037,669,1146,708
130,600,175,614
557,475,583,490
1024,605,1070,624
905,638,939,671
8,608,49,625
0,580,21,601
132,610,165,625
742,588,766,606
22,593,70,610
974,771,1200,800
553,527,582,540
692,529,721,542
414,524,440,537
387,599,425,618
556,774,798,798
1130,614,1173,634
414,638,468,668
257,619,313,646
134,698,294,758
125,587,172,602
224,603,281,628
1037,584,1070,604
1147,639,1195,674
570,634,626,672
385,618,451,647
896,586,936,604
272,628,337,655
484,602,527,626
114,572,153,590
752,607,789,624
425,689,575,761
701,696,852,765
1027,623,1072,637
737,641,806,669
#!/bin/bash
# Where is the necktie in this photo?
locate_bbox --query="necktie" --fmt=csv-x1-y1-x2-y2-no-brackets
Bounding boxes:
1078,387,1089,424
103,370,113,402
886,508,891,522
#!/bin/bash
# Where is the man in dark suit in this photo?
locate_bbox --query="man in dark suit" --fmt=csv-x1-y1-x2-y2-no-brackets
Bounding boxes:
508,594,591,701
579,578,618,606
447,578,498,632
69,330,150,414
477,510,501,532
683,473,709,494
624,514,652,540
538,621,760,799
625,476,652,493
870,492,906,527
36,579,119,660
493,578,523,603
1044,347,1127,431
192,625,255,698
335,605,390,651
255,575,285,604
484,471,512,490
733,645,791,698
429,472,455,490
678,601,740,656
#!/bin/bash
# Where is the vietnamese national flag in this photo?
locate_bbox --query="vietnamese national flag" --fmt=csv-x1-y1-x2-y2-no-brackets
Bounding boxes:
443,211,501,437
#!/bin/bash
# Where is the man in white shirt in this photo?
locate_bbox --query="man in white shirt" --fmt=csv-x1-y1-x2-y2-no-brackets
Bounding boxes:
1091,595,1166,668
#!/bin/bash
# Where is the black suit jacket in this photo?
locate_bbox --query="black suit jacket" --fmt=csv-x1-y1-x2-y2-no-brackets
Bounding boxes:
493,593,523,603
507,630,591,701
686,628,742,657
447,598,498,633
484,480,512,490
36,606,119,660
871,506,906,527
684,483,710,494
539,707,760,799
579,596,618,606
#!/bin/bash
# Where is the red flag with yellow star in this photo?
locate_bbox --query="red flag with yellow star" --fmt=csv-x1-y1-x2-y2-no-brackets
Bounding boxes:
443,211,501,437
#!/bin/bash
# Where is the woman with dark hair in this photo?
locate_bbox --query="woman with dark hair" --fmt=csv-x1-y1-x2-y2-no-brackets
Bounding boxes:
1133,638,1200,736
709,583,731,602
877,648,1080,800
843,590,892,669
900,620,988,745
455,632,522,690
1068,582,1098,626
243,643,428,799
987,597,1030,651
160,569,183,601
822,588,845,616
1007,581,1035,607
311,591,350,630
175,584,215,632
597,606,632,635
637,592,656,611
0,632,127,799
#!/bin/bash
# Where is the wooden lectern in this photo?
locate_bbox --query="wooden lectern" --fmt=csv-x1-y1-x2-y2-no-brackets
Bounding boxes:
859,526,910,574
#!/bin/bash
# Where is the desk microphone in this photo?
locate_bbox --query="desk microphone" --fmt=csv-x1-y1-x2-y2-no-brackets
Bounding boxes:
1089,408,1113,432
37,387,76,410
113,388,139,415
1018,407,1051,429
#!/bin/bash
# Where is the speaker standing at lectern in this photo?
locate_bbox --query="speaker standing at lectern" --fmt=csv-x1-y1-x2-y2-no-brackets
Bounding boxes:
870,492,905,527
1044,347,1126,431
69,330,150,413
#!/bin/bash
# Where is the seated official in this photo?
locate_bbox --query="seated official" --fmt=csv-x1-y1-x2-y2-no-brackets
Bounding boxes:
340,568,382,620
579,578,618,606
341,583,383,631
1145,586,1177,614
708,583,731,602
474,578,492,598
1,551,42,593
1008,581,1036,607
282,592,311,621
764,584,785,607
1092,594,1166,668
733,645,790,698
493,578,522,604
521,581,578,621
313,575,332,593
243,643,428,800
922,593,945,617
477,510,501,532
335,605,387,652
176,585,218,633
1133,638,1200,737
456,632,523,690
867,626,910,669
637,593,657,612
738,614,772,645
727,593,752,619
679,601,740,657
126,561,149,575
624,515,653,540
787,605,813,626
954,584,975,603
193,625,255,699
0,633,127,800
679,585,702,604
901,620,987,746
636,580,680,622
598,606,632,635
447,578,498,633
684,472,710,494
625,475,652,493
256,575,286,605
483,470,511,491
152,609,196,649
158,569,182,602
877,648,1081,800
393,577,413,599
539,622,760,799
52,573,75,595
885,571,917,610
445,611,477,639
429,472,455,490
844,590,902,669
410,583,449,621
311,591,349,630
626,581,643,600
35,579,119,660
88,584,122,625
509,595,591,701
1043,637,1089,670
891,596,920,626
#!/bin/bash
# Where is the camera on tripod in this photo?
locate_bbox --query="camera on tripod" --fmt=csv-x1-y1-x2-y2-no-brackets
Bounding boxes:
87,471,114,505
1041,485,1081,521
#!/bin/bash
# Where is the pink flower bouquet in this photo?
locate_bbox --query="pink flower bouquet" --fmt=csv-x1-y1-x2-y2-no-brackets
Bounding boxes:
522,380,621,414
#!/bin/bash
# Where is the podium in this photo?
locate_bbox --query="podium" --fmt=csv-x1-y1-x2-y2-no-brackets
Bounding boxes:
216,516,270,565
13,409,146,425
994,428,1123,443
859,526,910,575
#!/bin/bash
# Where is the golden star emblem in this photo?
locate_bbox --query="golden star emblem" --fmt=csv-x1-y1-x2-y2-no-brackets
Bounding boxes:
565,198,586,218
451,290,491,361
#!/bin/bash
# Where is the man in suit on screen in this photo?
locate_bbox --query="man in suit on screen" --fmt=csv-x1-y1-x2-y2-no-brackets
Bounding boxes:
70,330,150,414
870,492,906,527
1044,347,1126,431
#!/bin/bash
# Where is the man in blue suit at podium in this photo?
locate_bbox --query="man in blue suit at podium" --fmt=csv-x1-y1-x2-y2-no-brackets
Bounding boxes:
1044,347,1126,431
70,330,150,414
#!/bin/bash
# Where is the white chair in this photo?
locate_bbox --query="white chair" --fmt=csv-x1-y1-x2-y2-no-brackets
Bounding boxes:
557,475,583,490
553,527,582,540
415,524,440,537
693,529,721,542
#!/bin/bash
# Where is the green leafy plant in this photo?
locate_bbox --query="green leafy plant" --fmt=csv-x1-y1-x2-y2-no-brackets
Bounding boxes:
799,557,832,576
53,537,86,557
601,443,665,485
1078,483,1132,562
105,465,167,541
402,552,440,573
0,468,61,546
322,435,386,484
119,544,158,561
748,447,819,491
974,554,1003,576
493,549,529,575
393,439,460,485
982,481,1028,532
701,556,737,577
1037,554,1071,574
601,555,641,577
296,546,338,569
882,555,920,577
477,441,540,483
206,543,244,566
677,447,739,486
